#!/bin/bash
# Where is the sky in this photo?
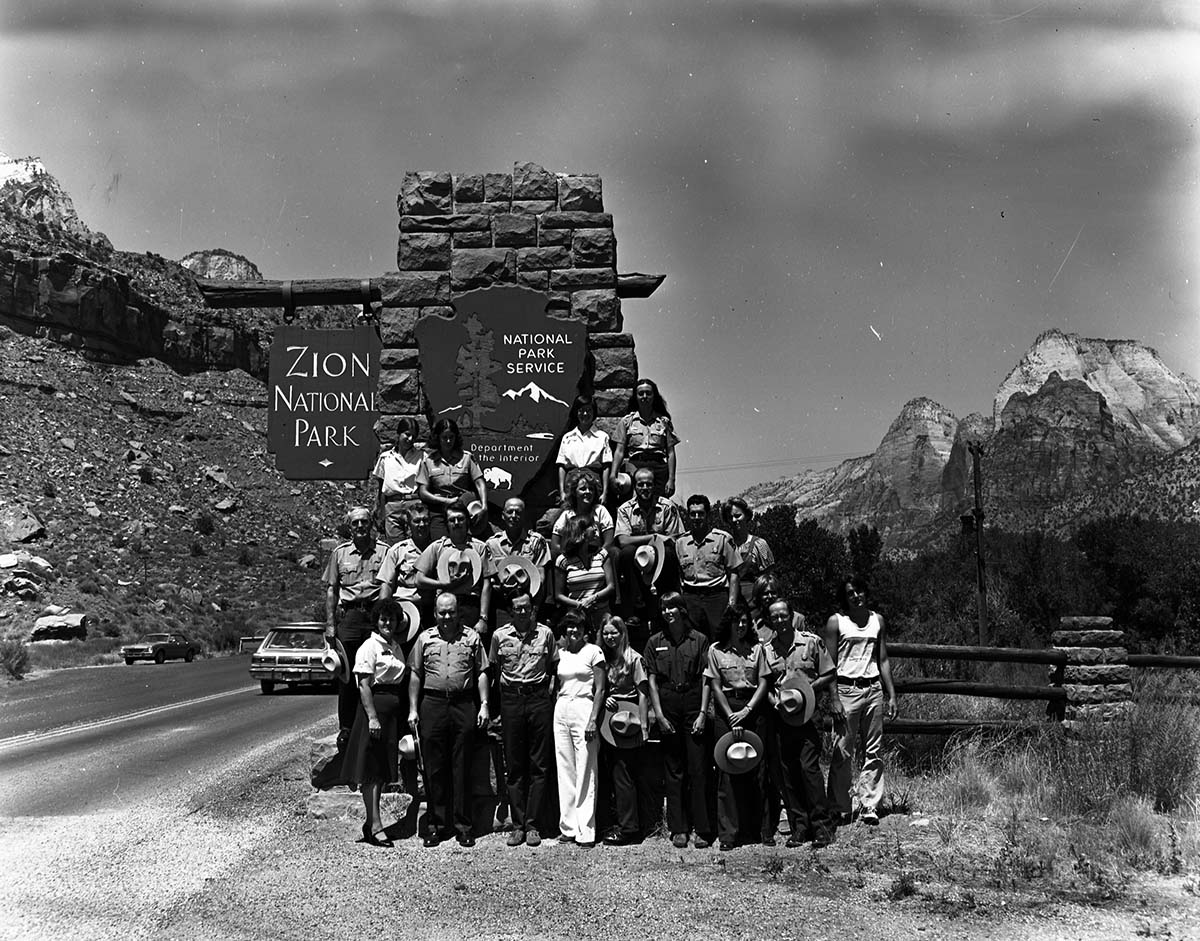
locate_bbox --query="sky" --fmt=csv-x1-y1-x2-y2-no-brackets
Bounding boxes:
2,0,1199,499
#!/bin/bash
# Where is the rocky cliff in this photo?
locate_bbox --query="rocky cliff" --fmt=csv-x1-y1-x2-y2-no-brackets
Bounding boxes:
0,154,350,377
744,332,1200,549
994,329,1200,451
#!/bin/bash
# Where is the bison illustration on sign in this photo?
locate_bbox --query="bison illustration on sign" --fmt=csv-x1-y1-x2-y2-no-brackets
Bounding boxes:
415,287,587,510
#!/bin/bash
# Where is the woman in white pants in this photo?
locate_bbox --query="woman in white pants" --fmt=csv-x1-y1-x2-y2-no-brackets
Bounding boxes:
553,609,606,846
824,575,897,826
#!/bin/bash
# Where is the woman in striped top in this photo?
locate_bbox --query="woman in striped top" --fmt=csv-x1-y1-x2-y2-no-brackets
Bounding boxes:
553,516,616,633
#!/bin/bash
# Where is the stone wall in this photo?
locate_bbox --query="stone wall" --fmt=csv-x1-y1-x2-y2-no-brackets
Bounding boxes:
374,162,640,509
1050,615,1132,732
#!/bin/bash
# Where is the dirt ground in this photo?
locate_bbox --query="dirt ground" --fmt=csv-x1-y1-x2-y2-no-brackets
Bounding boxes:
9,745,1196,941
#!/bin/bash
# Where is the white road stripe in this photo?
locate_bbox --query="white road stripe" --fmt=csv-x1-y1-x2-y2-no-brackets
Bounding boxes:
0,686,261,752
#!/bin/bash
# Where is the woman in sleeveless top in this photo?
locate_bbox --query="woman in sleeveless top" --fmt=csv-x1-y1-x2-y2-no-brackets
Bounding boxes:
724,498,775,605
824,575,897,826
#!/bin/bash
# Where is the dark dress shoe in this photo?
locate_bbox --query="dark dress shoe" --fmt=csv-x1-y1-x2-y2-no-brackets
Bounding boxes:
603,832,636,847
422,832,441,848
456,834,476,848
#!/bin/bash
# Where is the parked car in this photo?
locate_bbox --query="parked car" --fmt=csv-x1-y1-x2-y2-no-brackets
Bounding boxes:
249,622,335,695
122,632,200,665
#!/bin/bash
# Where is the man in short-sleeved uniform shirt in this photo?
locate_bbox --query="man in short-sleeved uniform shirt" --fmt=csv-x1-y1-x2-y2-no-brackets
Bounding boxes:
415,506,496,636
760,598,837,847
675,495,741,637
485,498,551,622
407,593,490,846
323,508,390,736
489,594,557,844
614,467,685,626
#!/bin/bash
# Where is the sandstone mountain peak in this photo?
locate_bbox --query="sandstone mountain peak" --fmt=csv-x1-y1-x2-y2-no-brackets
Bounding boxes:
180,249,263,282
994,330,1200,451
0,151,111,253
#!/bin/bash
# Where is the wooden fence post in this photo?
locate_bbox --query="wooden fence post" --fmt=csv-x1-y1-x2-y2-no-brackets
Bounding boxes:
1051,616,1132,732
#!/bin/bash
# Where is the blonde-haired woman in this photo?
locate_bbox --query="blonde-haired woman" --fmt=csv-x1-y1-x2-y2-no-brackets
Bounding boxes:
595,615,651,845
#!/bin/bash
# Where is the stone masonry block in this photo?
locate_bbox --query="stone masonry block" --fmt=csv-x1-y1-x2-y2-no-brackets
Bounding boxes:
557,174,603,212
513,162,557,200
593,347,637,389
538,225,572,247
594,417,621,439
379,369,421,411
378,273,450,307
1103,647,1129,663
401,214,491,233
572,228,616,267
493,214,537,248
454,174,485,203
546,291,572,311
517,247,571,270
451,249,517,292
516,272,549,292
484,173,512,202
589,332,635,348
570,288,621,331
399,171,452,215
1064,701,1134,724
1063,683,1133,704
1054,647,1105,665
551,268,617,291
380,347,420,370
380,306,451,347
541,211,613,229
1059,616,1114,630
453,231,492,249
513,200,557,214
398,233,451,270
1051,630,1124,648
593,389,630,418
1062,664,1132,685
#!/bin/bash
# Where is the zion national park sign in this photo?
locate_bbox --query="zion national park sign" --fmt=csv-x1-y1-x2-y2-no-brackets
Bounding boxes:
415,286,587,510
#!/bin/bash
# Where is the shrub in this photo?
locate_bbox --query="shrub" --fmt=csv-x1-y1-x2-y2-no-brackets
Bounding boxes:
137,466,155,485
195,511,215,536
78,577,102,595
1,639,30,679
42,479,57,498
237,545,255,566
189,540,205,557
1128,672,1200,811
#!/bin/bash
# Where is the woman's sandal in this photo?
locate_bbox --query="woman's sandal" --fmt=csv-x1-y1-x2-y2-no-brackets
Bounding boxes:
361,822,394,847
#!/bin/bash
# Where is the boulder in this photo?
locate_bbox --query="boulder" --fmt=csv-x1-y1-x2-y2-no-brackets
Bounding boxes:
29,613,93,641
0,504,45,543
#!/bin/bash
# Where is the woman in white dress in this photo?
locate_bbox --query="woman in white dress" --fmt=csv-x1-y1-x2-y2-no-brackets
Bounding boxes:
552,610,606,846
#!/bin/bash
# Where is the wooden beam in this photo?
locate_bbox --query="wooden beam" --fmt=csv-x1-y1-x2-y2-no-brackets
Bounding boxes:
889,642,1067,666
1128,653,1200,669
616,272,666,298
893,678,1065,701
196,272,668,309
815,717,1039,735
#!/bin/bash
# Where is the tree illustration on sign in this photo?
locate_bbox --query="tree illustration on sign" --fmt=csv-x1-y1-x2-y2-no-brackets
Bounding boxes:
455,314,503,433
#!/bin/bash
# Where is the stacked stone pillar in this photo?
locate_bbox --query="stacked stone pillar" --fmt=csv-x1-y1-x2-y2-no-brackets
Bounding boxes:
1050,616,1132,732
373,161,639,447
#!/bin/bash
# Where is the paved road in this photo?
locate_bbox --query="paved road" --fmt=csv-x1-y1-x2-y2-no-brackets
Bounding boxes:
0,657,336,817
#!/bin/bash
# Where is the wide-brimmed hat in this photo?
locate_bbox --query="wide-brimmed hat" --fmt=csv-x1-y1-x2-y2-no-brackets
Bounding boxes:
320,636,350,683
396,599,423,644
436,546,483,588
613,471,633,497
466,500,486,522
600,701,645,749
495,554,542,599
633,534,668,587
398,733,419,761
714,728,765,774
776,673,816,726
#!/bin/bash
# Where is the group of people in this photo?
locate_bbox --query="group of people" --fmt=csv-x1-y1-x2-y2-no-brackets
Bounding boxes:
322,378,898,850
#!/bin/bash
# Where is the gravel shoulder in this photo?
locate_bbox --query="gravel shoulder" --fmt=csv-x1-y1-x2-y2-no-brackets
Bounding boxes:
3,731,1198,941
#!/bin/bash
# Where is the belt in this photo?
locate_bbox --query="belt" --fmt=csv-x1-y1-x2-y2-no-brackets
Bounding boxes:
339,599,374,610
682,585,727,596
725,690,755,703
663,680,701,693
373,683,406,695
838,675,880,688
501,680,550,695
422,687,475,701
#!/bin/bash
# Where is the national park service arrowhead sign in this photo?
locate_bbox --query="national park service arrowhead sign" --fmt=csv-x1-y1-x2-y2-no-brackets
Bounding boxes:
267,325,382,479
415,286,587,509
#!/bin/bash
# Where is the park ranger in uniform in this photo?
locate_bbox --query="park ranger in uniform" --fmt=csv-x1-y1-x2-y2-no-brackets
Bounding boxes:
323,506,390,745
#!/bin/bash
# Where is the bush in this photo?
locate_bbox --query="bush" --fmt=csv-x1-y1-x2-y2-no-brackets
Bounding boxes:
1128,672,1200,811
195,511,215,536
1,639,30,679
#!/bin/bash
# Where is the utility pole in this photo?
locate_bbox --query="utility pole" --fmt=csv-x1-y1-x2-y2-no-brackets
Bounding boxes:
967,441,987,646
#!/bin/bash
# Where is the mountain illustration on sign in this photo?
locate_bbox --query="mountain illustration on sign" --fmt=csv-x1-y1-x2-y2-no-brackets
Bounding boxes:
502,382,569,407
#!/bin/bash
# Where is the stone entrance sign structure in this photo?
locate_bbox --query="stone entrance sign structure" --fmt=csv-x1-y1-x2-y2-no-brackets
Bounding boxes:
198,161,664,519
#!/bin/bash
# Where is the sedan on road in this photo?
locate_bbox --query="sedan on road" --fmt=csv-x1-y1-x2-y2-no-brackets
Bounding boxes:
121,633,200,665
249,622,336,695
